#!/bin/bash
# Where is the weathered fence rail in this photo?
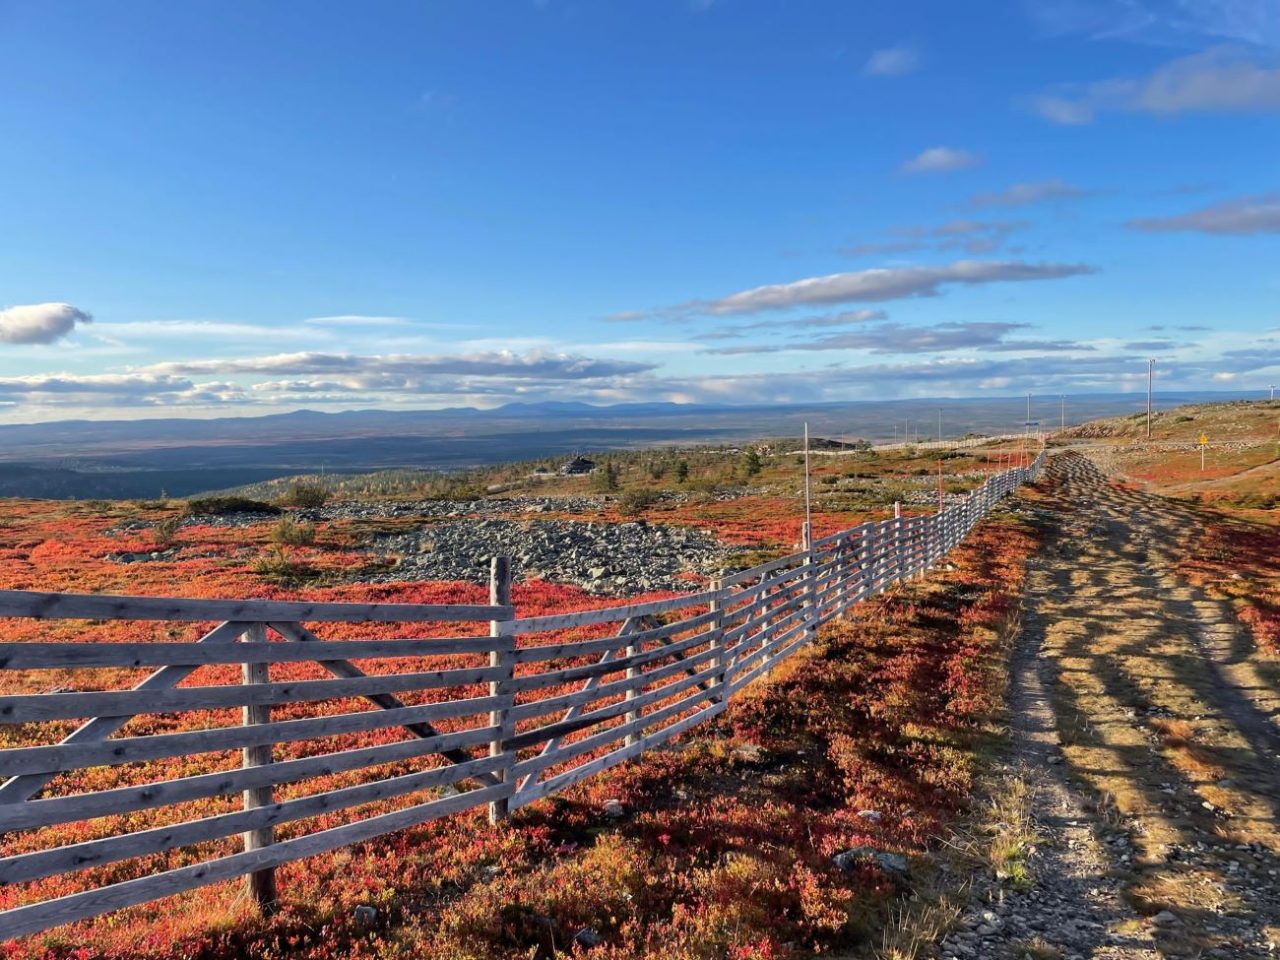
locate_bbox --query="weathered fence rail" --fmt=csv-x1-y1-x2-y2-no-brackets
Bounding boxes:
870,432,1027,452
0,451,1045,940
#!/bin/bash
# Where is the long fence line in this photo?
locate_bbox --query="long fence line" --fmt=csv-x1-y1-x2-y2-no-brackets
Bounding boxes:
870,432,1029,452
0,450,1046,940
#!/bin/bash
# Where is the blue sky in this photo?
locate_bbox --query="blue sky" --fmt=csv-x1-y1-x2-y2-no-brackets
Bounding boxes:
0,0,1277,421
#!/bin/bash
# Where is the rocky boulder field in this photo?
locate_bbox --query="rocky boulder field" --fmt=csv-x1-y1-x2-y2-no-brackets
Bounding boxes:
368,517,740,594
107,495,749,594
175,495,605,528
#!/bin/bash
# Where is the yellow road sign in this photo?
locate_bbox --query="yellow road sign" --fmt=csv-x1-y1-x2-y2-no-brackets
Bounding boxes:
1198,433,1209,446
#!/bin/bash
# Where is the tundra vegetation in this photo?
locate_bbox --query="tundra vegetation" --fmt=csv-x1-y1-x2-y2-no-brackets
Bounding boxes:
0,405,1274,959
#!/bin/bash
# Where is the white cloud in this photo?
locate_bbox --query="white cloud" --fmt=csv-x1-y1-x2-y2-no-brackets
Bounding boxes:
863,45,921,77
900,146,981,174
566,340,695,354
0,373,258,410
95,320,315,341
141,350,655,381
0,351,657,413
1127,193,1280,234
1032,96,1097,125
685,259,1097,315
693,309,887,342
701,321,1094,356
847,220,1028,257
0,373,189,395
841,239,928,256
304,315,413,327
1026,0,1280,48
970,179,1087,207
791,308,886,328
0,303,93,345
1033,45,1280,123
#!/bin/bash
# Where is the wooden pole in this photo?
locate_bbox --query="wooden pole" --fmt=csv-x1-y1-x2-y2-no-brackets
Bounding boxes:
708,578,726,703
936,459,944,513
242,622,278,915
801,520,815,643
801,422,814,640
1147,358,1155,440
488,556,514,825
893,501,904,582
624,623,640,747
802,422,812,543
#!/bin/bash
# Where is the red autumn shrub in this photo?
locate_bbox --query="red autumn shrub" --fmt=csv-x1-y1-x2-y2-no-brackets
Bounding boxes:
0,496,1042,959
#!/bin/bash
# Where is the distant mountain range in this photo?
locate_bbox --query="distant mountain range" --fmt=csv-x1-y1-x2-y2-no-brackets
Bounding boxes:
0,392,1258,500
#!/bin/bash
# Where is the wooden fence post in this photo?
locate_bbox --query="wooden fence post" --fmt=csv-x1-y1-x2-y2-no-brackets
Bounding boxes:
892,502,905,582
624,624,641,748
802,521,816,643
488,556,515,825
241,621,278,915
709,578,727,704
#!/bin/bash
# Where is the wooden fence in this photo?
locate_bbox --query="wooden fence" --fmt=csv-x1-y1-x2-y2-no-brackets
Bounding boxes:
870,432,1028,452
0,451,1045,940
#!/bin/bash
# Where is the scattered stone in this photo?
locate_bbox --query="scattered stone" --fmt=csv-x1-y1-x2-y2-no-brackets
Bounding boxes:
352,905,377,926
573,928,604,948
105,549,179,564
831,846,909,879
367,517,740,594
602,799,626,819
730,743,764,764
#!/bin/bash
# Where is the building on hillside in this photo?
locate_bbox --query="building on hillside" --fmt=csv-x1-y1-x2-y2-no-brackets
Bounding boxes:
559,456,596,476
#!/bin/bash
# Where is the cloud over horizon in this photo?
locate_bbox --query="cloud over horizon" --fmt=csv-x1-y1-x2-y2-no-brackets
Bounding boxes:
685,260,1097,315
701,320,1094,355
0,303,93,345
142,350,655,381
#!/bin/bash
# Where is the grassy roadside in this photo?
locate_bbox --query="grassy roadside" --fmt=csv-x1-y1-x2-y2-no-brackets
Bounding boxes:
868,501,1050,960
386,508,1045,960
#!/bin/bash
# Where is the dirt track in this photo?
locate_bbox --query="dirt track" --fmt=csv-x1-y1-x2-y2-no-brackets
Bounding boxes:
937,452,1280,959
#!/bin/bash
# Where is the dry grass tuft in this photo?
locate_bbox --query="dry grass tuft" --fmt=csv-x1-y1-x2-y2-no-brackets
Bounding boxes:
873,889,966,960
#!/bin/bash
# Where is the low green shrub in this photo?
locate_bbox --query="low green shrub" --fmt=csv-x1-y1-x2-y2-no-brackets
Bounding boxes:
278,482,330,508
270,516,317,545
617,488,661,515
152,517,181,548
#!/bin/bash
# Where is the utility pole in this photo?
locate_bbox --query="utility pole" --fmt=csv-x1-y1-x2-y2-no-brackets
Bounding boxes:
1060,394,1066,431
802,422,812,548
1146,358,1155,440
1024,392,1032,464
